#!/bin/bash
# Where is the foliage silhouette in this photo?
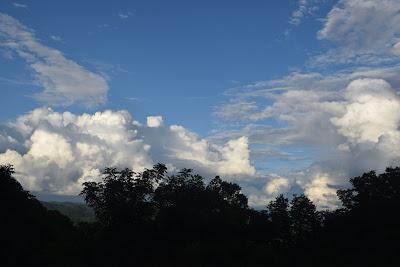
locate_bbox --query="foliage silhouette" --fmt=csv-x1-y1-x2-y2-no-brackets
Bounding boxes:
0,165,79,267
289,194,320,242
267,194,291,242
1,163,400,266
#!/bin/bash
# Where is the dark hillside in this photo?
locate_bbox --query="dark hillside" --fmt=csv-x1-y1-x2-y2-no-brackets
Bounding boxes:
42,201,95,223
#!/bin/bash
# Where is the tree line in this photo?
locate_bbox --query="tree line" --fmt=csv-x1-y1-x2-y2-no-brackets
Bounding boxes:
1,164,399,266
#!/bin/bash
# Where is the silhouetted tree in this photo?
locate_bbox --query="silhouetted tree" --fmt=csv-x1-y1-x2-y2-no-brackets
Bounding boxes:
3,162,400,267
0,165,78,267
81,166,161,227
338,167,400,211
207,175,248,209
312,167,400,267
290,194,320,242
267,194,291,243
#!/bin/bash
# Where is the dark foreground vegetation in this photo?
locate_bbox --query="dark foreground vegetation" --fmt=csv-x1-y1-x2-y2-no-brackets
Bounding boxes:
1,164,400,266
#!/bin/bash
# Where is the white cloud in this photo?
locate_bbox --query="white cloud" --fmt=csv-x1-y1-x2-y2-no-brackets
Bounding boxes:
0,108,256,195
13,3,27,8
167,126,256,177
215,73,400,208
147,116,163,128
303,173,338,209
289,0,320,26
50,35,63,42
392,42,400,56
213,1,400,208
315,0,400,65
0,13,109,106
331,78,400,144
118,12,132,19
265,177,290,195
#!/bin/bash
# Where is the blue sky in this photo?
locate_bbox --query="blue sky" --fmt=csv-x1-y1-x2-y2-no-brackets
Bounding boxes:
1,0,400,208
0,0,327,130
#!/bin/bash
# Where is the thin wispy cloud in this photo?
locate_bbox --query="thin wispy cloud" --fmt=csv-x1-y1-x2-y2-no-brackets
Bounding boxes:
13,2,27,8
0,76,33,86
289,0,320,26
312,0,400,66
125,97,139,101
118,11,132,19
50,35,63,42
0,13,109,107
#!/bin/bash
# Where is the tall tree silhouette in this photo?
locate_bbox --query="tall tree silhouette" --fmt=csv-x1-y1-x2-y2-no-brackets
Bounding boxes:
267,194,291,242
290,194,320,242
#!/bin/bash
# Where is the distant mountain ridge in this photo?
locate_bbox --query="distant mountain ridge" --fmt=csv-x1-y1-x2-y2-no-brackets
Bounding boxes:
41,201,95,224
35,192,85,203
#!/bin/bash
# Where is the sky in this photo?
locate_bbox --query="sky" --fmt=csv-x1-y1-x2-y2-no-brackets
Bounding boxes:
1,0,400,209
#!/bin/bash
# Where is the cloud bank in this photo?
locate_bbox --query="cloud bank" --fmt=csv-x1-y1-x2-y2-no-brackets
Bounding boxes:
0,108,255,195
216,76,400,208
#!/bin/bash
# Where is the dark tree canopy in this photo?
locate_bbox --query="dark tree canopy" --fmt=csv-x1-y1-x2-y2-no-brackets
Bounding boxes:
2,164,400,266
290,194,319,241
267,194,291,241
0,165,78,267
338,167,400,210
81,166,158,227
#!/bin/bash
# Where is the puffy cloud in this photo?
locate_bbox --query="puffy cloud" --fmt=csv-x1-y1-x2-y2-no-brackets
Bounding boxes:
216,65,400,123
329,79,400,175
165,126,256,176
331,79,400,144
147,116,163,128
0,13,109,106
213,1,400,208
265,177,290,195
0,108,255,195
215,74,400,208
392,42,400,56
303,173,339,209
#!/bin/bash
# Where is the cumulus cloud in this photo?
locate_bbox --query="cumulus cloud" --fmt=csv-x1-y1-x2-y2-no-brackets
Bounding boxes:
331,79,400,145
392,42,400,56
215,74,400,208
216,65,400,122
265,177,290,195
0,108,255,195
303,173,338,209
0,13,109,106
147,116,163,128
213,1,400,208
